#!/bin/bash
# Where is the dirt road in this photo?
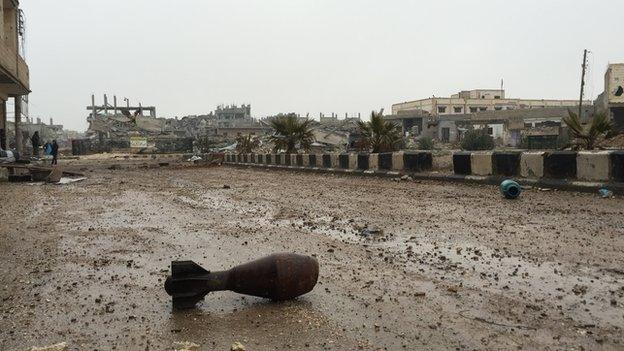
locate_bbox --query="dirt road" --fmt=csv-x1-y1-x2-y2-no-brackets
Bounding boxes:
1,160,623,350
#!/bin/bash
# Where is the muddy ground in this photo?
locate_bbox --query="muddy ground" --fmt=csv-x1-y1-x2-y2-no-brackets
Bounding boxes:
1,157,623,350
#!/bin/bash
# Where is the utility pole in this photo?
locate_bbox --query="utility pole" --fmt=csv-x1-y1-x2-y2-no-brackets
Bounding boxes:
579,49,588,118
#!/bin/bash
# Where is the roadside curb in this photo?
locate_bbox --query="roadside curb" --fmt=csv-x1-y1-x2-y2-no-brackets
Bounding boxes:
224,162,624,195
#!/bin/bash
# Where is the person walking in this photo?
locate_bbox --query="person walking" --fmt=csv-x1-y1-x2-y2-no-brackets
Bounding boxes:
30,131,40,157
51,139,59,165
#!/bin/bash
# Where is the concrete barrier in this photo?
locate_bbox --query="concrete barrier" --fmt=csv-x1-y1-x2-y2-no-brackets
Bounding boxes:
612,151,624,182
331,154,340,168
369,153,379,171
470,152,492,176
349,153,358,169
309,154,317,168
577,151,611,181
357,153,369,170
379,153,393,170
492,152,521,176
544,151,576,179
226,150,624,185
322,154,332,168
403,151,433,172
392,151,404,171
339,154,350,169
520,152,544,178
453,152,472,175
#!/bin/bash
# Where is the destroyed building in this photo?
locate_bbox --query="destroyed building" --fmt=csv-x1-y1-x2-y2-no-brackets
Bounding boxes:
387,87,601,148
392,89,588,116
0,0,29,155
595,63,624,131
80,97,273,154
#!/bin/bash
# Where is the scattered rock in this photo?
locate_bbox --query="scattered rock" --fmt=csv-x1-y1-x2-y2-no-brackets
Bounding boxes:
360,228,384,237
231,341,246,351
400,175,413,181
572,284,588,296
30,342,68,351
223,185,231,189
173,341,200,351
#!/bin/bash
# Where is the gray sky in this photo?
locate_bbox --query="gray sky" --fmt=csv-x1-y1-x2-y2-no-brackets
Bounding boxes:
20,0,624,131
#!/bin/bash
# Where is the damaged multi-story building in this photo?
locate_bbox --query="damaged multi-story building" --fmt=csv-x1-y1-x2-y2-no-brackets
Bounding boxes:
79,97,273,154
595,63,624,131
0,0,29,154
388,88,593,147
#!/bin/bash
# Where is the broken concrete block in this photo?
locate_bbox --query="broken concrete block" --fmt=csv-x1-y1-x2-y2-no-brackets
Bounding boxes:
520,152,544,178
30,342,68,351
173,341,200,351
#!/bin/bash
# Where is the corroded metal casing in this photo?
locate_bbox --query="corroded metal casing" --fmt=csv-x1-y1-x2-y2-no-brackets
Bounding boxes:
228,253,319,300
165,253,319,309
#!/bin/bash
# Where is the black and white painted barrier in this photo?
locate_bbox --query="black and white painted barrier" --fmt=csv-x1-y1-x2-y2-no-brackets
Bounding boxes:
453,150,624,183
225,151,433,174
224,150,624,192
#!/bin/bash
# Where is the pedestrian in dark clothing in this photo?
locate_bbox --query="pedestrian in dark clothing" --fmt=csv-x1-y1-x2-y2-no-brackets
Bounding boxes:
31,131,40,157
51,140,59,165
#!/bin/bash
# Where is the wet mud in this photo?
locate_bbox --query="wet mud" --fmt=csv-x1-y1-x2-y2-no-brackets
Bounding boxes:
1,160,623,350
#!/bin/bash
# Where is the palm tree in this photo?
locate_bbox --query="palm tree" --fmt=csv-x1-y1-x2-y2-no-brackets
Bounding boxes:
235,134,261,153
357,111,402,153
268,115,315,153
562,110,612,150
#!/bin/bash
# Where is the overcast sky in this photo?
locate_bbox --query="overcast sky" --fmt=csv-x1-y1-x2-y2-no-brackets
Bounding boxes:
18,0,624,131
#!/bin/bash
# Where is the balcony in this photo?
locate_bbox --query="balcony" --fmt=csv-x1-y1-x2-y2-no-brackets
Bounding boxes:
0,1,29,96
0,43,29,95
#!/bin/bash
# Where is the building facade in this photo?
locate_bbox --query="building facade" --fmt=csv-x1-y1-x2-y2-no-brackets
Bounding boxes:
214,104,252,128
392,89,587,117
0,0,29,153
595,63,624,130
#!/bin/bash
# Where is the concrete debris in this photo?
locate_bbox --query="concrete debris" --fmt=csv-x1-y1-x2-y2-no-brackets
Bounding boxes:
360,228,384,237
56,177,87,185
173,341,200,351
400,174,413,181
187,155,202,162
29,342,68,351
230,342,246,351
